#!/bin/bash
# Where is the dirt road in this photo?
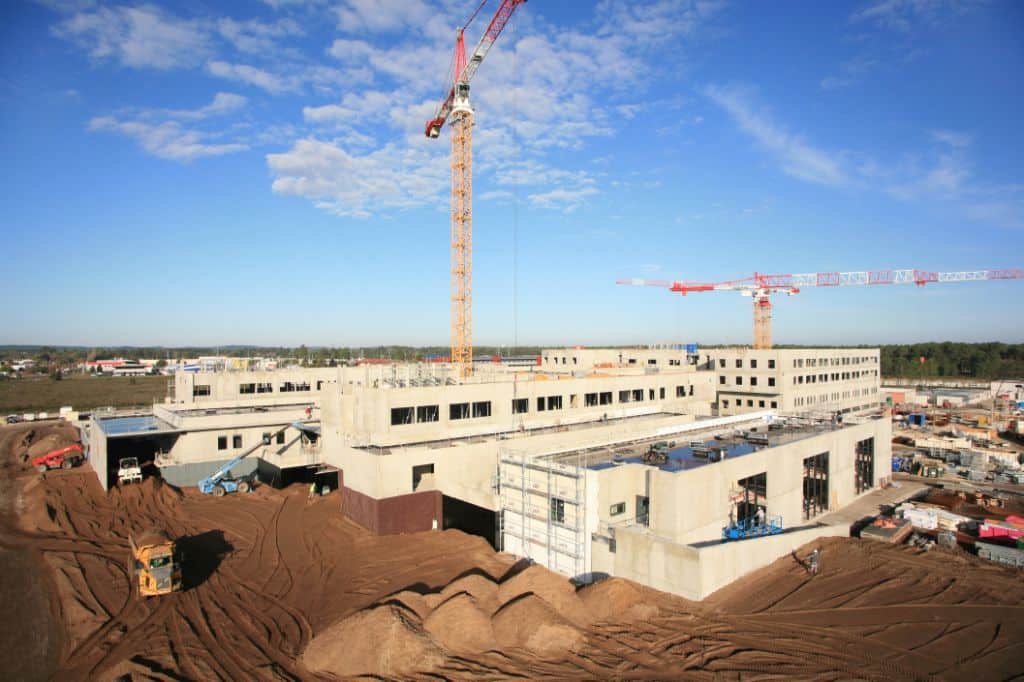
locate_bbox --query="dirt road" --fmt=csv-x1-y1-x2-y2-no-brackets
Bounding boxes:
1,421,1022,680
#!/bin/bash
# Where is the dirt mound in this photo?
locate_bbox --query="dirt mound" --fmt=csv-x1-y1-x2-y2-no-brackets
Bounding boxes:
380,589,431,619
109,475,182,505
492,593,584,656
438,572,502,614
302,604,443,678
26,433,77,459
496,564,591,626
579,578,660,622
423,592,496,654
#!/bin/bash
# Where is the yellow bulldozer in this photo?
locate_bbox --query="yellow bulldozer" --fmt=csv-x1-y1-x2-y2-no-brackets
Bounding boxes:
130,530,183,597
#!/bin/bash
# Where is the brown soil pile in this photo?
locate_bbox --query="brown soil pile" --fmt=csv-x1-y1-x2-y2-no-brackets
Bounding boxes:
578,576,660,622
302,603,443,678
3,420,1024,681
423,592,495,654
436,571,502,613
496,563,592,626
492,593,585,656
12,421,79,462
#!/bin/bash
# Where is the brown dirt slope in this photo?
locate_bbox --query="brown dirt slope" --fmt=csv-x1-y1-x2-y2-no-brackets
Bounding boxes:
2,421,1022,681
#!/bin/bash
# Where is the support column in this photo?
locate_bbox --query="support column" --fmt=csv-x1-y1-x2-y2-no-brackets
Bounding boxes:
450,109,473,378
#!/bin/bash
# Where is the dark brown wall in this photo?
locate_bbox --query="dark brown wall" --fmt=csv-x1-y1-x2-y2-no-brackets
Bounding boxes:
340,478,441,536
341,485,380,533
378,490,442,535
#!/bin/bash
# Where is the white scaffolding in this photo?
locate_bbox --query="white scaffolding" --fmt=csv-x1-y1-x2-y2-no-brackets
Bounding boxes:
498,448,587,579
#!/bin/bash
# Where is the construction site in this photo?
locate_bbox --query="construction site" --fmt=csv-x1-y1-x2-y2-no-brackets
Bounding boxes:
4,1,1024,680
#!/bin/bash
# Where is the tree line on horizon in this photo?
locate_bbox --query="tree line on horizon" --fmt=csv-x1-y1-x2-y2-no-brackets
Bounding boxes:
2,342,1022,380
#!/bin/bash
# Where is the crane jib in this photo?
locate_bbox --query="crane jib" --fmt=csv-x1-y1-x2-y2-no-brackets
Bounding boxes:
424,0,526,138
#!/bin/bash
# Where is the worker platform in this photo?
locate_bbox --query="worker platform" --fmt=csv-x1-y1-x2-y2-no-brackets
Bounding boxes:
722,515,784,540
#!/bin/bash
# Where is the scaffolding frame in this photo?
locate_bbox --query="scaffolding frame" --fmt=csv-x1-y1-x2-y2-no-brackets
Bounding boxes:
498,449,587,578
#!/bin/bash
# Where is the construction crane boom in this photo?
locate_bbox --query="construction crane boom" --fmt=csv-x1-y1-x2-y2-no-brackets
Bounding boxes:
425,0,526,379
618,268,1024,350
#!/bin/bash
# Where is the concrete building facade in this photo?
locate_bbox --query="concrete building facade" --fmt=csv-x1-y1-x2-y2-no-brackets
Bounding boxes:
710,347,880,416
498,414,890,599
83,345,891,602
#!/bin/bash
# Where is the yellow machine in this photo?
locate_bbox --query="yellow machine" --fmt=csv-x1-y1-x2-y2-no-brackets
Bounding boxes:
130,531,182,597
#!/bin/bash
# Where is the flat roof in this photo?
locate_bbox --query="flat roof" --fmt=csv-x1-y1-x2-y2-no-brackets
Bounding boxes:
97,415,180,438
548,419,848,474
170,402,314,418
358,412,676,453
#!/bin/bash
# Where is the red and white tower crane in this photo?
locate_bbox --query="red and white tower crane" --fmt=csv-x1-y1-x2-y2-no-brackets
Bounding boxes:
426,0,526,378
618,268,1024,349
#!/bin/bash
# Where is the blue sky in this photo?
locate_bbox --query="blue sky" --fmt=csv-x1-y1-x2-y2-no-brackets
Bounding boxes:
2,0,1022,347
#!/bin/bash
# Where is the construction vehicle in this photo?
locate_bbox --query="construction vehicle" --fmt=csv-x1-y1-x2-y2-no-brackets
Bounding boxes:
642,441,675,465
198,425,282,493
618,268,1023,349
117,456,143,484
130,530,182,596
32,443,85,473
197,421,320,497
198,448,259,497
425,0,527,377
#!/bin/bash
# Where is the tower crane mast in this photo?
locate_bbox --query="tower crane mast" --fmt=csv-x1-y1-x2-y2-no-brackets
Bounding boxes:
618,268,1024,349
426,0,526,378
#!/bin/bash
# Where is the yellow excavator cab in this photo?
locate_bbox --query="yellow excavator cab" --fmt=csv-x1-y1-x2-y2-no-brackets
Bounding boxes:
130,530,183,597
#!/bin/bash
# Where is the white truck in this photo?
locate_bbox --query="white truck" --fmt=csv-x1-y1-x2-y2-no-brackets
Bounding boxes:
118,457,143,485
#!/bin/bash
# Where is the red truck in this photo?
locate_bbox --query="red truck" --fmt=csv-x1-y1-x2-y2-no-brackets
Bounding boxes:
31,444,85,473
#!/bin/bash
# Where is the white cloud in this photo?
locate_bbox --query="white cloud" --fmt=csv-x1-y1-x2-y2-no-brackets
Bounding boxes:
706,90,1020,230
169,92,248,120
266,138,448,218
850,0,980,31
89,116,248,161
596,0,726,43
326,38,375,61
53,4,209,69
217,17,302,55
527,186,599,212
269,0,724,218
478,189,514,202
704,84,848,186
931,129,971,149
260,0,312,9
820,55,880,91
964,200,1024,230
333,0,433,33
207,60,294,93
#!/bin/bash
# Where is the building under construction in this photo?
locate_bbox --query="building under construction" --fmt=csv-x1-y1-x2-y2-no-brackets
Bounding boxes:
84,344,889,600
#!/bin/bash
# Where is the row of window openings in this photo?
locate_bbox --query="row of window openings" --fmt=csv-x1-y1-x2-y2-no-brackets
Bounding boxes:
216,430,287,450
718,358,776,369
720,376,776,387
240,381,318,394
545,356,682,367
793,370,877,385
197,381,320,396
793,356,877,368
390,385,696,426
794,388,878,407
722,399,777,409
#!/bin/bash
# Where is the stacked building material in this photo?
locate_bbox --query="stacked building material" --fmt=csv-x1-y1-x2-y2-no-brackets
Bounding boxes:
860,517,913,544
977,542,1024,568
979,516,1024,541
897,503,970,532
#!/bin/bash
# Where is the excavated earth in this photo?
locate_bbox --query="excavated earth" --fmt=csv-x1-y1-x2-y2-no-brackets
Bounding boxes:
1,421,1023,681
